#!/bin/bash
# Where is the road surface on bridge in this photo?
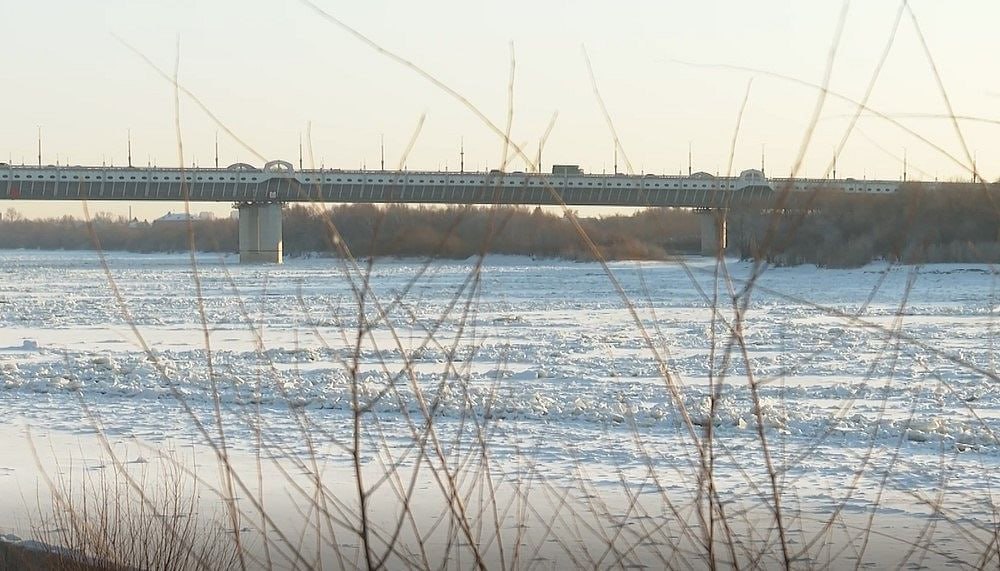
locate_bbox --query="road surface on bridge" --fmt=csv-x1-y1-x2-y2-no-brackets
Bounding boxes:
1,162,910,208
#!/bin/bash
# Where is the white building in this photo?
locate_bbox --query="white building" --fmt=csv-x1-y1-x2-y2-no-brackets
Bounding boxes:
152,211,216,224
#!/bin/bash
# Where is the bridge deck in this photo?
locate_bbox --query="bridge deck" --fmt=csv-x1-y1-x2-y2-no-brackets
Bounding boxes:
0,165,939,207
0,166,785,207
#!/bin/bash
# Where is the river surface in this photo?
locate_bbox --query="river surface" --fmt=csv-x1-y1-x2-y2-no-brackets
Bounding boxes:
1,250,997,568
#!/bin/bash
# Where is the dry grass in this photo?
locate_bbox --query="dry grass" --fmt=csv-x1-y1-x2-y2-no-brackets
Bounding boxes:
29,449,239,571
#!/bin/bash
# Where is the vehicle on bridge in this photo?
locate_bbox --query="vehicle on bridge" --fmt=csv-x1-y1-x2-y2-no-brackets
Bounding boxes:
551,164,584,176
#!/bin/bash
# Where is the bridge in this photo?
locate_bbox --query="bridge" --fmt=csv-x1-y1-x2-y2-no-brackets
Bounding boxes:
0,161,917,262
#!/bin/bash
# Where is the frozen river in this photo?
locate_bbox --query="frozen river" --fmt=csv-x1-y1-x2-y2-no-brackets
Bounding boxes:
1,249,998,568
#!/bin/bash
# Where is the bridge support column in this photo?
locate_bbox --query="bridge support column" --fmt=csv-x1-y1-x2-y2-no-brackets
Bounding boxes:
238,203,283,264
698,209,727,257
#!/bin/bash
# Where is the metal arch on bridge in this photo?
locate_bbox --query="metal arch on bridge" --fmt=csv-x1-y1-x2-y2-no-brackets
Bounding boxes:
0,163,911,263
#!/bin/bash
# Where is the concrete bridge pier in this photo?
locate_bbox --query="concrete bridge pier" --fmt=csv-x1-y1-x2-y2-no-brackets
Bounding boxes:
238,202,283,263
698,209,727,257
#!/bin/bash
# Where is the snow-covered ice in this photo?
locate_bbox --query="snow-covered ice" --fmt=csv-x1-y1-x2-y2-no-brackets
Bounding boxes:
1,249,998,568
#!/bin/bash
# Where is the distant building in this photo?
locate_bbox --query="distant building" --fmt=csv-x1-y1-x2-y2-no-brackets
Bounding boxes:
152,211,217,224
153,212,195,224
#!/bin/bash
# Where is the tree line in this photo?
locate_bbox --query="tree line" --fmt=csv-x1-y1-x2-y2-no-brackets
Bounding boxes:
0,205,698,261
0,210,237,253
732,184,1000,267
1,184,998,267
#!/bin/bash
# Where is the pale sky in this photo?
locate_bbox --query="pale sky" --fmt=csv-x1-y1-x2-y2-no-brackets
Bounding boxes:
2,1,999,219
